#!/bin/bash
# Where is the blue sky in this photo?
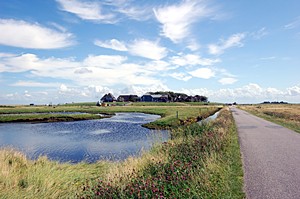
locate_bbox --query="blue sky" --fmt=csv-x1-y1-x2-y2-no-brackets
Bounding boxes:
0,0,299,104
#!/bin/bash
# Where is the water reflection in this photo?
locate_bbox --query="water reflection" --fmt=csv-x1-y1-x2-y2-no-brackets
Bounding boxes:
0,113,168,163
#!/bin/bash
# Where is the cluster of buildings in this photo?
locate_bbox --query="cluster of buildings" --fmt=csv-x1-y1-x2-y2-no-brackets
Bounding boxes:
99,92,208,103
100,93,168,103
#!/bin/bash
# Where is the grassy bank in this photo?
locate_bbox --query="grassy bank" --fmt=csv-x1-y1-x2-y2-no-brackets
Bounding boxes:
239,104,300,133
80,108,244,198
0,149,111,198
0,104,221,129
0,108,244,198
0,113,107,123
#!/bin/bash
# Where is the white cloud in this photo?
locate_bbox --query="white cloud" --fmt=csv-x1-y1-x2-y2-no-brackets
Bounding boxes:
0,53,80,73
83,55,127,67
208,33,246,55
260,56,276,60
210,83,287,103
287,85,300,96
0,53,16,58
120,83,170,96
11,81,61,88
181,83,297,103
103,0,153,21
115,4,152,21
56,0,116,23
188,68,215,79
94,39,128,51
187,40,201,51
0,53,164,89
0,19,74,49
169,72,192,81
154,0,213,43
284,16,300,30
128,39,168,60
2,81,300,104
218,77,237,85
144,60,171,71
170,54,220,67
74,68,93,74
94,39,168,60
177,87,212,97
251,27,268,40
59,84,70,92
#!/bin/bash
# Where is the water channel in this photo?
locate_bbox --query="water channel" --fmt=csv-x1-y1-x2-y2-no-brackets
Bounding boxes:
0,113,168,163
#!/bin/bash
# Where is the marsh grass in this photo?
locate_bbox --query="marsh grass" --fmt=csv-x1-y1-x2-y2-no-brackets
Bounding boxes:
0,148,111,198
240,104,300,133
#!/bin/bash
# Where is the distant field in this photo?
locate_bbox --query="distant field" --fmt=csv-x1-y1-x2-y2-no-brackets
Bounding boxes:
0,103,223,129
239,104,300,133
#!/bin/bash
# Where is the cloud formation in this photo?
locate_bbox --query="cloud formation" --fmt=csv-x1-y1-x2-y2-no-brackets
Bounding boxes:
128,39,168,60
284,16,300,30
169,72,192,81
188,68,215,79
170,54,220,67
10,81,61,88
0,19,74,49
0,53,163,88
154,0,212,43
94,39,128,51
56,0,116,23
208,33,245,55
218,77,238,85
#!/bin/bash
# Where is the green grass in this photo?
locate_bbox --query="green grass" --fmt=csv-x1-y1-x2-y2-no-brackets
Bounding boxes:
0,108,244,198
80,108,245,198
0,105,222,129
0,113,105,123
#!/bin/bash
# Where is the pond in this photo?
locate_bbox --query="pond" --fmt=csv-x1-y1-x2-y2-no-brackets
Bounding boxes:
0,113,168,163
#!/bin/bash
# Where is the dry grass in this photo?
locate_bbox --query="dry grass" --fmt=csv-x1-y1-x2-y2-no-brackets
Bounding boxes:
239,104,300,132
0,148,110,198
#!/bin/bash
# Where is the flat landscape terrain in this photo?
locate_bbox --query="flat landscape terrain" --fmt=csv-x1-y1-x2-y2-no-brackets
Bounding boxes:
0,102,222,129
239,104,300,133
0,103,244,198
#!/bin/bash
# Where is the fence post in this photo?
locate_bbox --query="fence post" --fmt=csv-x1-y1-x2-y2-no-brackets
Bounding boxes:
176,111,179,119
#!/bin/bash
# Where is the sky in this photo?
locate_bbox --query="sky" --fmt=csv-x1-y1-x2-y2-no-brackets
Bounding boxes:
0,0,299,104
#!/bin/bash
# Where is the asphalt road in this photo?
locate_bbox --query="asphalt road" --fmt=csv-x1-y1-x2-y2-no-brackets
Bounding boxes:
231,107,300,199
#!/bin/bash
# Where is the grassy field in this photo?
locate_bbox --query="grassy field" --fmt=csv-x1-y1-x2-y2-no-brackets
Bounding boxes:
239,104,300,133
0,113,106,123
0,108,244,198
0,103,222,129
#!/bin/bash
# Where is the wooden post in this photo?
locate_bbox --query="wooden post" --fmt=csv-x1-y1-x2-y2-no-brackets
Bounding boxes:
176,111,179,119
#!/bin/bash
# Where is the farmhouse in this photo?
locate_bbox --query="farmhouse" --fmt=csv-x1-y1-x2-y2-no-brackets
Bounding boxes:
141,93,169,102
100,93,116,102
117,95,140,102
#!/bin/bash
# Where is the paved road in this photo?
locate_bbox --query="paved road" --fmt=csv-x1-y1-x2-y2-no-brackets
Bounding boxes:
231,107,300,199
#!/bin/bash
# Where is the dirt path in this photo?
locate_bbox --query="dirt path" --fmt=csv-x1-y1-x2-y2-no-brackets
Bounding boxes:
231,107,300,199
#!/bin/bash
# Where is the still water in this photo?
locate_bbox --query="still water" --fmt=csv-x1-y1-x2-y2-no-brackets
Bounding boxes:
0,113,168,163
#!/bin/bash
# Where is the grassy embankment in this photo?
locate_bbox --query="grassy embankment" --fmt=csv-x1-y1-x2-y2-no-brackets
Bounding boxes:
239,104,300,133
0,107,244,198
